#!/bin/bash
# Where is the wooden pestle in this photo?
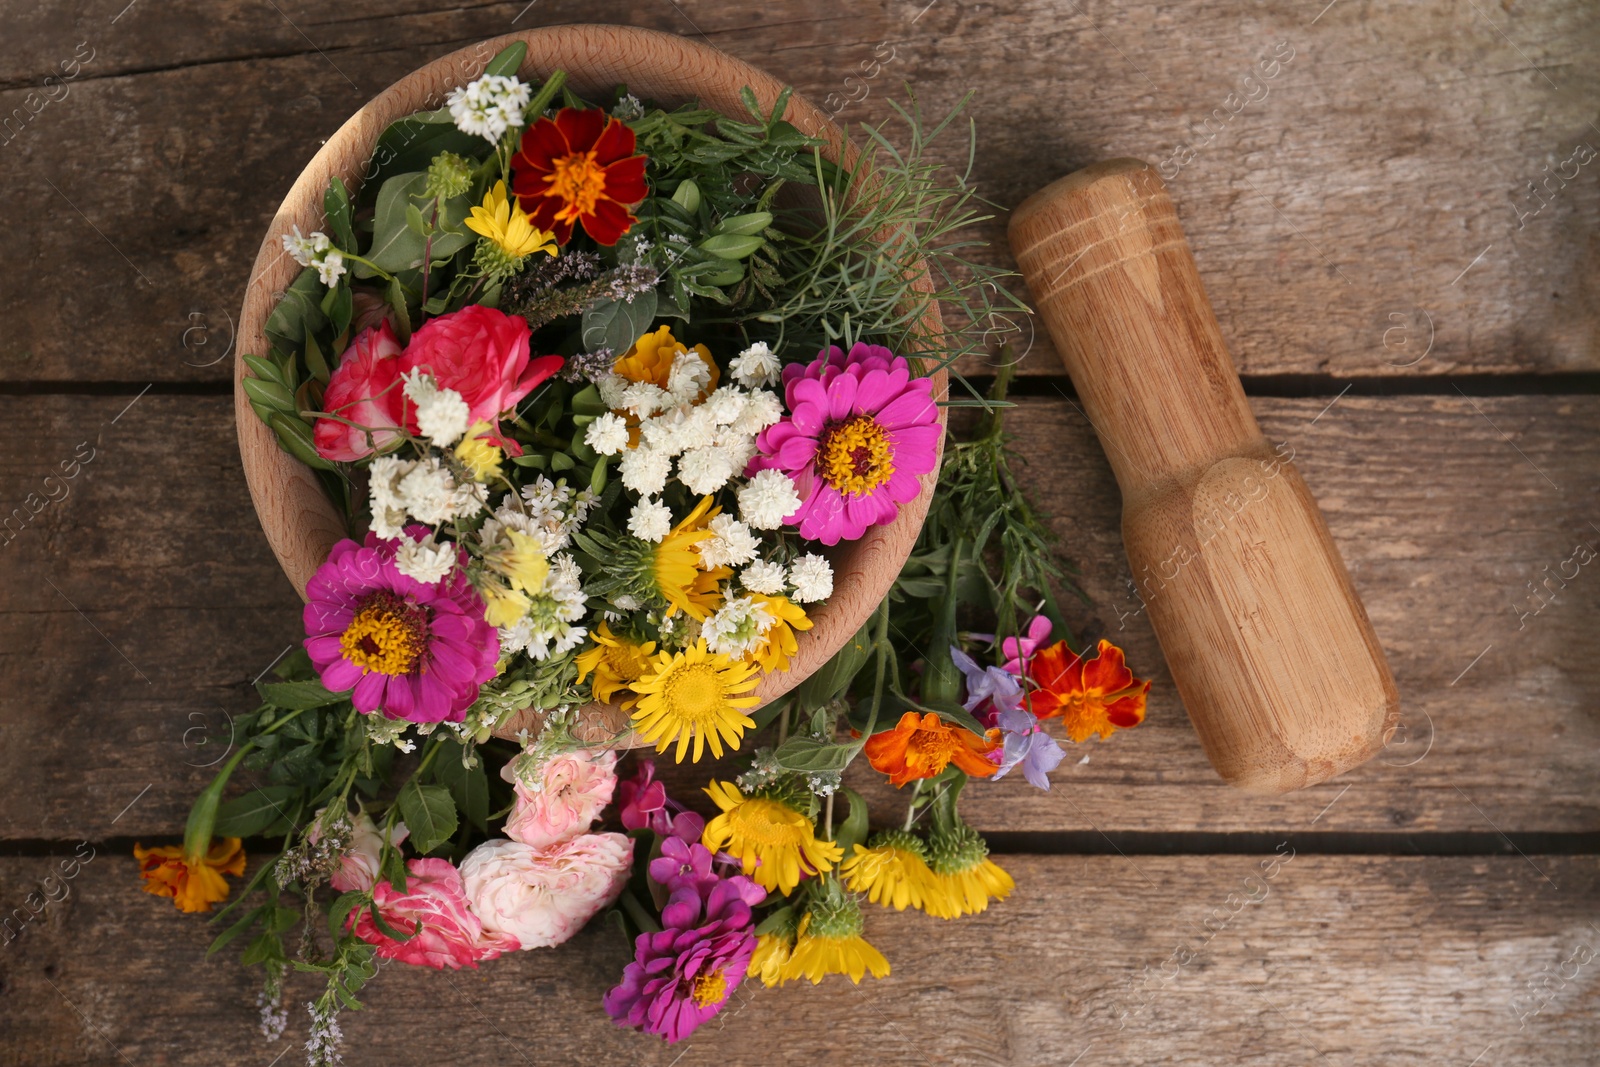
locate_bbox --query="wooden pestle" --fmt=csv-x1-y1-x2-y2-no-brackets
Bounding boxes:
1008,159,1398,794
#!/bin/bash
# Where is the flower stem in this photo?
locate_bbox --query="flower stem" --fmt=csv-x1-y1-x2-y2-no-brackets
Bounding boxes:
823,791,835,840
903,779,924,832
419,197,441,324
617,889,662,934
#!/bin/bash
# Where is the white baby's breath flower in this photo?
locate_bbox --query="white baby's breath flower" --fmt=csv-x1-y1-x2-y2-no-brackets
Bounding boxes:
666,349,713,403
447,74,532,143
628,497,673,542
738,468,802,529
371,504,408,541
403,370,471,447
596,373,630,410
700,514,760,570
677,446,736,495
396,457,474,525
703,387,748,427
315,250,347,287
619,381,669,419
701,596,775,659
396,533,456,584
740,559,787,595
619,446,670,497
584,412,630,456
730,341,780,388
731,389,784,437
614,594,642,612
789,553,834,603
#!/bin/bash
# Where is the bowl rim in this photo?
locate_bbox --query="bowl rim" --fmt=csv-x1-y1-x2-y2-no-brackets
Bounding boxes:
234,24,948,744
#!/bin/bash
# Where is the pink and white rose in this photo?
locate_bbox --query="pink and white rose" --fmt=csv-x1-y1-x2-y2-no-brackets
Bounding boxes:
460,834,632,949
502,748,618,849
350,857,517,969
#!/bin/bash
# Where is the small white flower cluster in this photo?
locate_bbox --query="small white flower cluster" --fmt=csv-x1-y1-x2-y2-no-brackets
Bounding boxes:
369,454,488,539
395,530,456,584
402,370,471,447
735,552,833,603
702,595,776,658
446,73,532,143
281,225,346,287
478,476,597,556
700,514,760,569
499,553,589,661
729,341,781,388
737,468,803,530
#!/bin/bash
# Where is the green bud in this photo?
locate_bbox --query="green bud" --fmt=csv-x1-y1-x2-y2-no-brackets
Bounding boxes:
425,151,473,199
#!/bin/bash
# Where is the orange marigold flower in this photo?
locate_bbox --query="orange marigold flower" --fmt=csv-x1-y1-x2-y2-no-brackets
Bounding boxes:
133,837,246,913
510,107,648,246
1025,638,1149,743
863,711,999,788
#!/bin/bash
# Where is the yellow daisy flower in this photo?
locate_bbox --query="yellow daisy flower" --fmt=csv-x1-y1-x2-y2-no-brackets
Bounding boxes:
923,823,1014,919
574,622,657,707
701,780,843,894
749,932,795,988
630,642,759,763
488,529,549,594
781,893,890,986
482,583,530,628
839,830,941,912
746,592,812,673
653,497,729,620
454,420,504,482
465,180,559,259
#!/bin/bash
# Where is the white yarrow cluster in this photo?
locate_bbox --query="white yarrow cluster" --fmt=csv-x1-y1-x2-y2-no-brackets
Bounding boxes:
499,553,589,660
477,477,595,557
739,559,787,595
368,455,487,538
702,596,775,658
395,531,456,584
446,74,532,143
281,225,346,286
729,341,781,388
604,374,783,502
584,412,630,456
403,370,471,447
699,514,759,570
789,553,834,603
737,468,802,529
627,497,673,542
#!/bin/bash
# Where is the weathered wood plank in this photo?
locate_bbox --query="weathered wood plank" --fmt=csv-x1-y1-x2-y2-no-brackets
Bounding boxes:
1,1,1594,380
0,855,1594,1065
0,393,1593,838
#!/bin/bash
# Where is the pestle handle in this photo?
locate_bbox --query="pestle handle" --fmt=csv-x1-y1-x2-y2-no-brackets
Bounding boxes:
1009,159,1399,794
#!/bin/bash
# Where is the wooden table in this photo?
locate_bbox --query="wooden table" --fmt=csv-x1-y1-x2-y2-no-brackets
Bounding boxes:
3,2,1596,1063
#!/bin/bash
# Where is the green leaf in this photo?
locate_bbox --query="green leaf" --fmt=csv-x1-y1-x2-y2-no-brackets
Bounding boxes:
324,177,356,249
483,42,528,78
239,930,284,967
212,785,299,837
581,289,658,357
361,172,473,277
242,375,296,413
671,178,702,214
771,736,856,774
302,330,331,386
712,211,772,236
322,283,353,344
397,779,458,854
264,267,329,349
834,787,870,855
327,890,364,941
570,383,607,416
269,412,337,472
182,744,253,862
549,451,575,472
697,233,765,260
385,274,413,345
753,905,794,937
404,201,429,237
207,904,266,958
432,741,489,833
257,678,344,709
242,353,288,387
795,618,875,707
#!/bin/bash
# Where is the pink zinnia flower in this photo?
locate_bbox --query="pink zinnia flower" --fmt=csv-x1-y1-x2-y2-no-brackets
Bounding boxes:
603,871,764,1042
302,529,499,723
750,342,939,545
350,857,517,970
502,749,619,849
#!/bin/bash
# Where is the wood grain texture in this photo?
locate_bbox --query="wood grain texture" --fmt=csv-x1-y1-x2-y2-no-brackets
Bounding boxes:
0,1,1595,381
0,393,1592,838
0,855,1595,1065
231,25,948,739
1012,158,1399,793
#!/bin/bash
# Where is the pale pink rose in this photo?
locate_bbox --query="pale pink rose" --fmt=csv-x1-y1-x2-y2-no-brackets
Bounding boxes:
325,812,408,894
502,749,618,849
459,834,632,949
313,322,408,462
350,857,518,970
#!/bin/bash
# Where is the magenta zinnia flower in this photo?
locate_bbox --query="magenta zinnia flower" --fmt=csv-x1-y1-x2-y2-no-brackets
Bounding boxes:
302,529,498,723
751,342,940,545
603,873,764,1042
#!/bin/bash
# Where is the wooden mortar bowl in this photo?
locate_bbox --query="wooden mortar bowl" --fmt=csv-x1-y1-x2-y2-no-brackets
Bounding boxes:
235,25,947,746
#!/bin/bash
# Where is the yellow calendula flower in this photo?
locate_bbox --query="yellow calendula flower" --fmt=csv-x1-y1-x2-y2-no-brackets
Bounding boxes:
612,324,719,399
630,642,760,763
923,823,1014,919
840,830,941,912
133,838,246,914
574,622,657,707
702,780,843,894
454,420,504,482
465,180,559,259
652,497,729,620
750,932,795,988
781,890,890,985
746,592,811,673
490,529,550,595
